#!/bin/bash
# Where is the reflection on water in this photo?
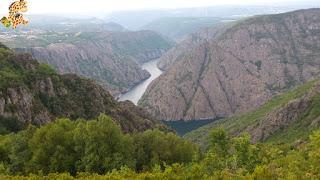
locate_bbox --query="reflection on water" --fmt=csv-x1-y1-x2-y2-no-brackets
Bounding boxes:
118,59,163,105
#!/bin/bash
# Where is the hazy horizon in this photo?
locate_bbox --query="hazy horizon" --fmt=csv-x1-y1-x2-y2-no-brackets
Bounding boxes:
0,0,318,17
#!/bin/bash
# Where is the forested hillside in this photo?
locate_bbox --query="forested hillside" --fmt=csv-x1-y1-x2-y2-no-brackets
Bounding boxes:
1,116,320,179
0,44,167,134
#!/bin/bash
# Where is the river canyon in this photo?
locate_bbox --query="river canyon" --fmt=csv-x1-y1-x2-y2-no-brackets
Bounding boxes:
118,59,163,105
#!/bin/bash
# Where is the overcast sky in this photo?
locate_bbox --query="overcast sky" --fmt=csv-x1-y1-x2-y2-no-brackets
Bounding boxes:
0,0,315,15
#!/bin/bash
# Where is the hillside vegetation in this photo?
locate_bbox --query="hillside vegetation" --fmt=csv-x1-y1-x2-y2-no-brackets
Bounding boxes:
0,115,198,176
0,44,167,134
1,118,320,179
185,79,320,148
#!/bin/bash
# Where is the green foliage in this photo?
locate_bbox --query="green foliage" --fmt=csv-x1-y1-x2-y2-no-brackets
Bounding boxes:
203,131,260,175
255,60,262,70
0,49,24,90
0,115,197,176
74,115,135,174
0,49,63,133
253,91,320,144
35,64,58,77
6,126,35,175
0,45,166,136
0,117,25,135
2,129,320,179
209,129,230,158
28,119,77,175
133,130,199,172
185,79,319,148
202,129,320,178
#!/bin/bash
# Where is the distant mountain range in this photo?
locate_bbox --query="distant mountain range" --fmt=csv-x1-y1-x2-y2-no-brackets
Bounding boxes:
106,3,320,30
0,15,126,33
0,16,174,95
140,17,233,40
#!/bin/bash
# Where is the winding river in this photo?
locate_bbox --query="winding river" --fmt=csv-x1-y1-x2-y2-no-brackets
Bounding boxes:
118,59,163,105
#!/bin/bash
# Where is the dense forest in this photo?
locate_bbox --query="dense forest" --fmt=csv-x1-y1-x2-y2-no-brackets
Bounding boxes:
0,114,320,179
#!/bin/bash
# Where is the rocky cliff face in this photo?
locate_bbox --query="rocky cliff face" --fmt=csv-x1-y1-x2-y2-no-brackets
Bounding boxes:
16,42,150,96
0,45,168,134
184,79,320,147
7,30,173,95
140,9,320,121
246,81,320,142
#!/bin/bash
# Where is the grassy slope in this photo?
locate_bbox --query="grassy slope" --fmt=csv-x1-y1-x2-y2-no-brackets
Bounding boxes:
184,79,320,148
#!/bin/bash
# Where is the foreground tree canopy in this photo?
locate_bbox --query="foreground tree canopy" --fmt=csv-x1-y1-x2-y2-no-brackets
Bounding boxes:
0,114,198,176
0,115,320,179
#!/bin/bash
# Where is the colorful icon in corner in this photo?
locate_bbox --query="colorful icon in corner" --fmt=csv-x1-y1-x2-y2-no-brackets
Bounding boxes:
1,17,12,28
1,0,29,29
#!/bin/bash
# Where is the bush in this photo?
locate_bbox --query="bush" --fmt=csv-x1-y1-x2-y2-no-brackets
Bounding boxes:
2,122,320,179
0,114,197,176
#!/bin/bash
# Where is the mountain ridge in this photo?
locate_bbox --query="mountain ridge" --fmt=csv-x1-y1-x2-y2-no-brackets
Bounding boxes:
0,44,168,134
140,8,320,121
5,30,173,95
140,17,231,40
184,79,320,148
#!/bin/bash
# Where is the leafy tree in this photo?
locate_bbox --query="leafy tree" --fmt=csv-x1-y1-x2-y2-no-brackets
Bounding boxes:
74,114,135,174
232,133,260,173
202,129,231,174
308,130,320,175
3,117,320,179
209,128,230,158
133,130,198,172
28,119,77,175
252,165,275,179
6,126,35,175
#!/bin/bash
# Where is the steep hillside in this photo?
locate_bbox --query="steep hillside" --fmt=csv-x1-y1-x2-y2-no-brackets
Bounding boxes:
185,79,320,148
157,24,230,71
3,30,173,95
0,44,168,134
141,17,231,40
140,9,320,121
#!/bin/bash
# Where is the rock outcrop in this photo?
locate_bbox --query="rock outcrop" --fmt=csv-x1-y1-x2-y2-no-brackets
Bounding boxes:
247,81,320,142
0,45,168,134
184,79,320,148
140,9,320,121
